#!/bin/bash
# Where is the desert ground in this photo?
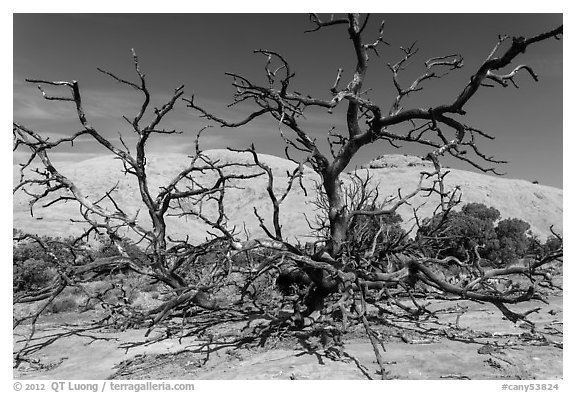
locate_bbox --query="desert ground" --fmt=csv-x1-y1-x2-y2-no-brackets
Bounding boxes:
14,289,562,380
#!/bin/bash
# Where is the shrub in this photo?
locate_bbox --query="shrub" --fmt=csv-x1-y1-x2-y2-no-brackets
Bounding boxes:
526,233,562,259
13,233,79,264
543,235,563,254
48,295,78,314
14,258,56,292
13,233,81,292
461,202,501,222
417,203,537,266
91,237,148,263
491,218,531,264
417,203,499,261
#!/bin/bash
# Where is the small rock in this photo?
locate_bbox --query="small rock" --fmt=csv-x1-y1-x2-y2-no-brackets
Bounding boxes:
477,344,503,355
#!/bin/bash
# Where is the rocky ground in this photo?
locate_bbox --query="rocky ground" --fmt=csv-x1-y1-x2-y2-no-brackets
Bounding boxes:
14,292,563,380
13,151,563,244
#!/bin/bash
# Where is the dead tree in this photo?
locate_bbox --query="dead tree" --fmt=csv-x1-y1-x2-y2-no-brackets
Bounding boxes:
186,14,563,377
13,15,563,379
188,14,562,258
13,50,267,363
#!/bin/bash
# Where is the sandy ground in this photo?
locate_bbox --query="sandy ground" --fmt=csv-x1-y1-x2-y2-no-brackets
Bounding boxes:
13,294,562,380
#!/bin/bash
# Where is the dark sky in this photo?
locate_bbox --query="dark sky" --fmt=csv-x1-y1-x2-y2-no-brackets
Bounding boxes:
13,13,563,187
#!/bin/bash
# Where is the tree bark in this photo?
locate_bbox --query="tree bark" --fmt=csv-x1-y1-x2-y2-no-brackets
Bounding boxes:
323,172,348,258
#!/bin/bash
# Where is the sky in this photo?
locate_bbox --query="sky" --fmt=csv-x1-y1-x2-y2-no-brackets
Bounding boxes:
13,13,563,187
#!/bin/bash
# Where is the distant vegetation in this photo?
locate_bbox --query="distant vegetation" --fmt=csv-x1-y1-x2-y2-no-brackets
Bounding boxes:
417,202,561,266
13,202,558,301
